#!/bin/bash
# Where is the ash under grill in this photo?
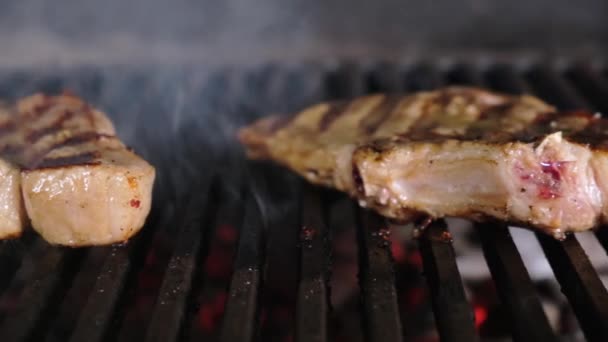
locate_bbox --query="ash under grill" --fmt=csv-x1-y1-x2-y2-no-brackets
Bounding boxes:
0,60,608,342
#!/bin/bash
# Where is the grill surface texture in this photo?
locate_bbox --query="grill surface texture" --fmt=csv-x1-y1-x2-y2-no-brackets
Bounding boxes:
0,60,607,341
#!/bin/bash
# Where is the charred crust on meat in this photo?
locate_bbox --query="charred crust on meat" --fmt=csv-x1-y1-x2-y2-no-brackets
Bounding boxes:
358,95,403,134
26,151,102,170
318,100,350,131
0,120,16,136
267,114,296,133
52,132,116,149
25,109,75,143
480,101,516,119
31,97,54,115
352,163,365,196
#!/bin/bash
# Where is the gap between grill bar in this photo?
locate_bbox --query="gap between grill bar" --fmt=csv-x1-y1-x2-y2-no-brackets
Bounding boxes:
418,220,479,342
523,66,608,342
0,238,82,342
295,185,330,342
453,65,557,341
219,192,265,342
144,177,215,342
0,237,32,296
356,209,404,342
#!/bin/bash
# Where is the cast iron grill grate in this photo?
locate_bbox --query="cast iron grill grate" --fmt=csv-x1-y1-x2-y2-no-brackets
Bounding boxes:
0,60,607,341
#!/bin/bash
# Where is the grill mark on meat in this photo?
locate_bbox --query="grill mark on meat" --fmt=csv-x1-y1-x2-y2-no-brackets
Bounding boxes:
358,95,404,134
18,97,55,123
0,144,23,155
435,89,455,107
566,112,608,149
23,132,117,169
479,101,517,120
269,114,296,133
50,132,115,150
25,110,75,143
407,98,441,139
83,104,97,128
0,121,16,137
318,100,350,131
28,151,102,170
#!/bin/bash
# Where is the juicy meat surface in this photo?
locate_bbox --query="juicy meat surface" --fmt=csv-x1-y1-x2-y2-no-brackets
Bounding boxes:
0,94,155,246
238,86,608,237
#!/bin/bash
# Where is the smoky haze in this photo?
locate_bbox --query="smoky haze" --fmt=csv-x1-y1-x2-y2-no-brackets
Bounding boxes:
0,0,605,211
0,0,606,66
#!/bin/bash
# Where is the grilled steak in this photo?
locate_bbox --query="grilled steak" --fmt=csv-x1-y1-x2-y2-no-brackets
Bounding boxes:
239,86,607,238
0,94,155,246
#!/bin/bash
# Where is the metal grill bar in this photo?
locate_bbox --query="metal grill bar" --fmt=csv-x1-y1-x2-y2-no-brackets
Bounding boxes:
220,192,265,342
418,220,479,342
145,180,214,342
69,244,137,342
406,63,444,91
330,63,404,341
69,209,162,342
486,64,531,94
446,63,485,86
524,66,608,342
477,224,557,341
449,64,557,341
537,233,608,341
0,240,80,342
295,186,330,342
356,209,403,342
45,247,113,342
326,62,366,100
526,66,588,110
367,62,405,93
485,64,532,94
565,64,608,114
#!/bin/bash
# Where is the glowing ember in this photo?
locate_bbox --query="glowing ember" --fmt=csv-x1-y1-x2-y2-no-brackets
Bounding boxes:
474,305,488,329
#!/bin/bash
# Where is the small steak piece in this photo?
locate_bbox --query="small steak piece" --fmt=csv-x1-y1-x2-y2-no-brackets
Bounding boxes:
0,94,155,246
239,87,607,237
0,103,27,239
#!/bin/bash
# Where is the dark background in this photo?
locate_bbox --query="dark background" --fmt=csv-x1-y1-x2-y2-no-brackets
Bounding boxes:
0,0,606,66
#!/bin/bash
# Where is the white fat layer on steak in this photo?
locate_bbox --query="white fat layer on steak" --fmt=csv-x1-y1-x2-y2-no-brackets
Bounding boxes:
353,132,603,235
